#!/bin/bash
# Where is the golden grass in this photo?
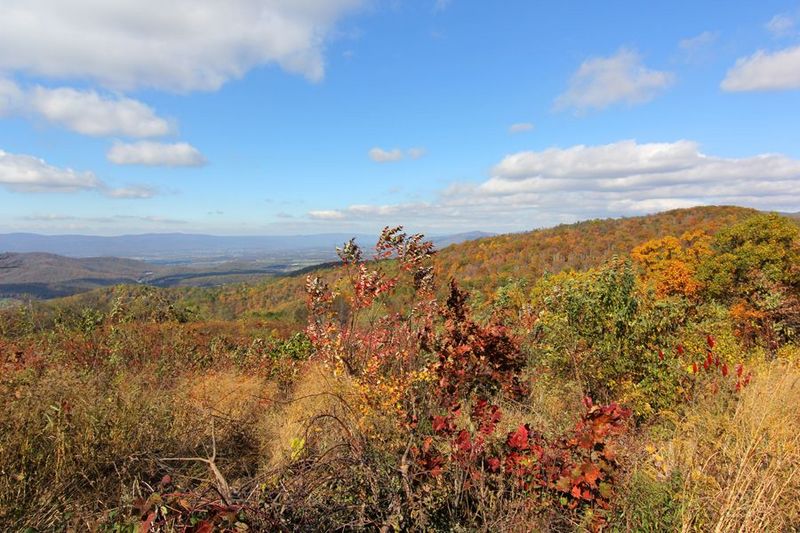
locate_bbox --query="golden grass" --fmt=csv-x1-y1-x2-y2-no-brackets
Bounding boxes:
0,364,279,530
259,362,361,471
659,361,800,532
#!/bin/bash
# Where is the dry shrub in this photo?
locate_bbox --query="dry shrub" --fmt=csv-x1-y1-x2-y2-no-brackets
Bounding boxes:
656,360,800,532
0,364,279,531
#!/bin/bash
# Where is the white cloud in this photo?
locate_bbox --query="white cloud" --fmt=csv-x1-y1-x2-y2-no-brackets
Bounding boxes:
0,148,154,197
103,185,157,199
721,45,800,91
107,141,206,167
508,122,534,134
766,14,795,37
308,140,800,232
28,86,171,137
0,0,364,92
555,48,674,113
368,146,427,163
0,149,100,193
0,79,171,137
369,147,404,162
309,210,347,220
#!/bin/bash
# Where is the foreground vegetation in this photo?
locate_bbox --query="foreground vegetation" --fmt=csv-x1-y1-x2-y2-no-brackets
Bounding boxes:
1,207,799,531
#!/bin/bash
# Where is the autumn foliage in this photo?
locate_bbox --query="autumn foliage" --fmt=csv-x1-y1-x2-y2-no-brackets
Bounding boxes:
1,208,799,531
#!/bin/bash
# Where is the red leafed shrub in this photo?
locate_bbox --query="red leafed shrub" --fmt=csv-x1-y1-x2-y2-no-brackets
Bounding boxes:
412,394,631,528
303,227,633,528
426,280,528,403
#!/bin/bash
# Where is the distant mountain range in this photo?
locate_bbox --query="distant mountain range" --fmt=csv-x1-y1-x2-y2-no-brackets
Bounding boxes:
0,231,494,299
0,231,494,262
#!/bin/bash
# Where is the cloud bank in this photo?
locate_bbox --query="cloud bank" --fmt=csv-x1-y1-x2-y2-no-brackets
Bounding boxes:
309,140,800,231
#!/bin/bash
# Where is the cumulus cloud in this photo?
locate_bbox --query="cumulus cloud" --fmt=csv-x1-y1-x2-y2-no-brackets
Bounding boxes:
0,148,154,198
508,122,534,134
555,49,674,113
0,79,171,137
721,45,800,91
28,87,171,137
0,0,364,92
107,141,206,167
0,149,100,193
308,140,800,232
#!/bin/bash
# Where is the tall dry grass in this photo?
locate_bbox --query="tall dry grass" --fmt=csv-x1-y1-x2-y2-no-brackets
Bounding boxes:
0,364,277,530
660,361,800,532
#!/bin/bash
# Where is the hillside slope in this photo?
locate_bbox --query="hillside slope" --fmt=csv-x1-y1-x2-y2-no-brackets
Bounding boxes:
175,205,762,321
0,253,156,299
436,205,759,293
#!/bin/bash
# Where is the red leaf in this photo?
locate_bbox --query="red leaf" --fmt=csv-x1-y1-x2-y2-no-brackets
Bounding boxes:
194,521,214,533
721,363,728,377
455,429,472,452
507,425,529,450
139,511,156,533
583,463,601,486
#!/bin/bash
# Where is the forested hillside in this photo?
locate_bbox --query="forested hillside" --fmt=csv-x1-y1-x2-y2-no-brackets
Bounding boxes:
1,206,799,531
170,205,761,324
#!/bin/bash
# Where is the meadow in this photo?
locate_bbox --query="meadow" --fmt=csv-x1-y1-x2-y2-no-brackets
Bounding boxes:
1,206,798,531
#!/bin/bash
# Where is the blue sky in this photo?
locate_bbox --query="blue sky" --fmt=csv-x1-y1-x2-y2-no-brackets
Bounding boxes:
1,0,799,235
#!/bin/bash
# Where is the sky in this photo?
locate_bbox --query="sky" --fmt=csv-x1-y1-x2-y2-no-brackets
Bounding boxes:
1,0,800,236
